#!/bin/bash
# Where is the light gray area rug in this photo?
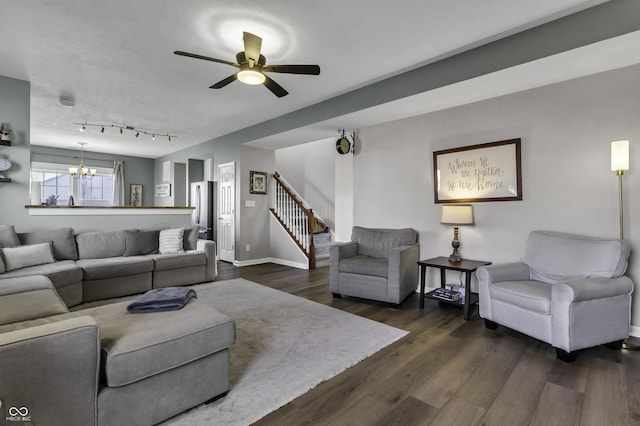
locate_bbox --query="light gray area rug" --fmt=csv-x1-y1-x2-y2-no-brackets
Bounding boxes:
162,278,408,426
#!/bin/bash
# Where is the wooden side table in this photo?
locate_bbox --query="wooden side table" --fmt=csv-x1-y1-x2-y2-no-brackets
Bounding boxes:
418,256,491,320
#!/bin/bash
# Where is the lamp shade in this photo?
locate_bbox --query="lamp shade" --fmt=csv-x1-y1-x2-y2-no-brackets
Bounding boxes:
441,204,474,225
611,140,629,171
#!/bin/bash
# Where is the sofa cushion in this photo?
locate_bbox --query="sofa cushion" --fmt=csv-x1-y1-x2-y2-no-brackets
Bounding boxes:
123,229,159,256
2,243,55,271
150,252,206,271
0,260,82,289
77,256,153,280
0,225,20,248
522,231,630,284
159,228,185,254
79,300,235,387
18,227,78,260
339,255,388,278
351,226,417,259
490,280,553,314
76,231,125,259
0,275,69,325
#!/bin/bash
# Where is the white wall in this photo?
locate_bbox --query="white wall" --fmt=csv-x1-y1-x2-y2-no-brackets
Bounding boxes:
353,64,640,331
275,138,335,228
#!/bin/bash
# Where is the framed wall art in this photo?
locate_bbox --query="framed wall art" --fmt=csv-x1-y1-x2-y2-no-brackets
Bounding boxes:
433,138,522,203
250,171,268,195
155,183,171,197
130,184,143,206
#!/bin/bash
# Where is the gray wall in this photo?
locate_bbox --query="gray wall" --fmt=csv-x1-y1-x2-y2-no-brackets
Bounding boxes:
350,64,640,331
0,76,31,226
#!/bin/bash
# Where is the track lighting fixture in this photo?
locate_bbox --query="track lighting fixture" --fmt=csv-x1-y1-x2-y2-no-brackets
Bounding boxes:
72,122,177,141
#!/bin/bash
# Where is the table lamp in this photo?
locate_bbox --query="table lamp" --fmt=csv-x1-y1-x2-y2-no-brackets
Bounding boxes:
441,204,474,262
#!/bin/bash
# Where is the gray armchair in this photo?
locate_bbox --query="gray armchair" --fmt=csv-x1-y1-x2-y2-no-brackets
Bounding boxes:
477,230,633,362
330,226,419,307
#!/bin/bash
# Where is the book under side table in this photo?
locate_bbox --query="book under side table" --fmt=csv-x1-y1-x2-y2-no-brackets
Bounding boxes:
418,256,491,320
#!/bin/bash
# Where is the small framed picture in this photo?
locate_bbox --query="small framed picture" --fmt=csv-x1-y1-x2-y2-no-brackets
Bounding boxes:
130,184,143,206
250,171,267,195
156,183,171,197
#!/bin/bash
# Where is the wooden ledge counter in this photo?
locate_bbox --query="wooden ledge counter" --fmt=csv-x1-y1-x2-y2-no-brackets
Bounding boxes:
25,205,194,216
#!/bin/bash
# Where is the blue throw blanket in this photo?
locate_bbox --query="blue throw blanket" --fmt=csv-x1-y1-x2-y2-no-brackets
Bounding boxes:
127,287,197,314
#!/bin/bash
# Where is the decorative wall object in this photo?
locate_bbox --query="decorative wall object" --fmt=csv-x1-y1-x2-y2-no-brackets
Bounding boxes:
130,184,143,206
250,171,268,195
156,183,171,197
433,138,522,203
163,161,171,182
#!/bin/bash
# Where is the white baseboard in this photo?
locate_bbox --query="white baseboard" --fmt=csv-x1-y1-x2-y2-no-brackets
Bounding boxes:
232,257,309,270
629,325,640,338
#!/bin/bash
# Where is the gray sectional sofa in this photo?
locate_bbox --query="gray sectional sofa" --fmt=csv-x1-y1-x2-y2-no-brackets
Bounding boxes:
0,225,217,306
0,225,235,425
0,275,235,426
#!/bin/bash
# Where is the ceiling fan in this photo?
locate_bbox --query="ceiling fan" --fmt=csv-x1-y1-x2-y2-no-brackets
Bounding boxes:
174,32,320,98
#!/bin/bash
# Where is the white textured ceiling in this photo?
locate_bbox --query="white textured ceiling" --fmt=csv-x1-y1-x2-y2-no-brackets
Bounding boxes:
1,0,632,158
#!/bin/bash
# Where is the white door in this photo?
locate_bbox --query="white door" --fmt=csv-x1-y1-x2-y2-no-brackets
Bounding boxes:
218,162,235,262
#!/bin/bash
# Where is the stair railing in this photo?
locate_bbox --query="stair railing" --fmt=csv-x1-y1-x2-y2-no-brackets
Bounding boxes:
271,171,316,269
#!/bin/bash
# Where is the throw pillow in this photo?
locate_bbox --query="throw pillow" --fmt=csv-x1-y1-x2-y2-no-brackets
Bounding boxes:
0,225,20,248
2,242,55,271
159,228,185,254
124,229,160,256
183,226,199,251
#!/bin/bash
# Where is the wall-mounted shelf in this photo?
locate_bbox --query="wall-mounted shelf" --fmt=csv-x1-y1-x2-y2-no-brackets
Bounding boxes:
0,140,11,146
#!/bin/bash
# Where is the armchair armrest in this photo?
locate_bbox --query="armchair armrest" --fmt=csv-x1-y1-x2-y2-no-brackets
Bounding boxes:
0,316,99,426
476,262,531,285
331,242,358,261
553,276,634,303
477,262,531,320
329,242,359,293
197,239,217,280
388,244,420,303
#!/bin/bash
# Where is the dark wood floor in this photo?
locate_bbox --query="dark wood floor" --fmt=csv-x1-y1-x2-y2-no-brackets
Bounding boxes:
217,262,640,425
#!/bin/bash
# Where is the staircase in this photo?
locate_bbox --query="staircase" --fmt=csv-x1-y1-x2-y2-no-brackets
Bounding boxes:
270,171,332,269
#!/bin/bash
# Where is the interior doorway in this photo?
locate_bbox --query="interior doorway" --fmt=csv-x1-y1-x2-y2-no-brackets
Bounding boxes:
217,162,235,263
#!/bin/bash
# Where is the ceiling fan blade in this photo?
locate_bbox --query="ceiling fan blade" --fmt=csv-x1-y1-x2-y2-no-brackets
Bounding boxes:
263,64,321,75
242,32,263,67
174,51,239,68
263,75,289,97
210,74,238,89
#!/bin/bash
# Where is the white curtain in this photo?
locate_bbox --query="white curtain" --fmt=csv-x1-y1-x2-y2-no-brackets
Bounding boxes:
112,161,125,206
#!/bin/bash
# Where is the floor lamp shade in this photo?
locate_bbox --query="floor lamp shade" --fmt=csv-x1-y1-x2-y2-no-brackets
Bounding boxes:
611,140,629,172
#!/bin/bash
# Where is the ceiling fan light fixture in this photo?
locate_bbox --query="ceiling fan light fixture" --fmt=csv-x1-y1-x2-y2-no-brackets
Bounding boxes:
237,69,265,85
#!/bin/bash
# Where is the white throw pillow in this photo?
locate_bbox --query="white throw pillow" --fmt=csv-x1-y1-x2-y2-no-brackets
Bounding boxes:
2,242,55,271
159,228,185,254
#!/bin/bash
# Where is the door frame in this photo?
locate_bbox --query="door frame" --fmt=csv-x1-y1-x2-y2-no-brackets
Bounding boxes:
217,161,236,263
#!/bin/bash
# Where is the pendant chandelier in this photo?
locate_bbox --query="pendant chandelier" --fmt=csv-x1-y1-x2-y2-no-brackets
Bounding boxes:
69,141,96,180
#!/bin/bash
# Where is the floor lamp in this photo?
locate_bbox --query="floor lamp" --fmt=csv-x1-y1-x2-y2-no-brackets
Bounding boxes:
612,140,636,349
611,140,629,239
